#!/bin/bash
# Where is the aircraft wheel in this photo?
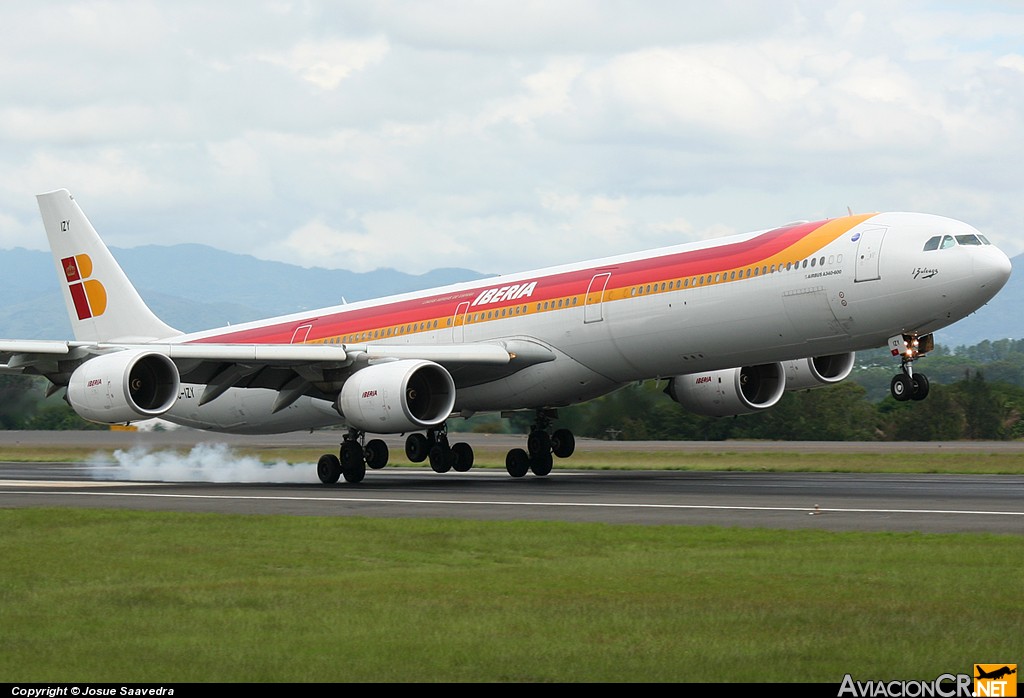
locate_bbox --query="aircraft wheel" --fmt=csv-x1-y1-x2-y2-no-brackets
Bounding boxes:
451,442,474,472
405,433,429,463
343,459,366,484
527,430,551,457
551,428,575,458
530,451,553,477
505,448,530,478
364,439,389,469
341,440,364,468
911,373,930,401
429,444,452,473
317,453,341,484
891,374,912,402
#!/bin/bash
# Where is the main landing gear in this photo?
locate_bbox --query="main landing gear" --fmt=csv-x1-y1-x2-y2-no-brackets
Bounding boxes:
889,333,932,402
317,428,389,484
504,410,575,479
316,411,578,484
404,425,475,473
316,425,477,484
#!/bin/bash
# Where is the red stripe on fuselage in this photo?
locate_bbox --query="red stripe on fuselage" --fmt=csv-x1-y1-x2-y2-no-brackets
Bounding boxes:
190,218,848,345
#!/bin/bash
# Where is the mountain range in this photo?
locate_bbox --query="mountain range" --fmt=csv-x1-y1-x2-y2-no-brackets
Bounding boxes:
0,244,1016,349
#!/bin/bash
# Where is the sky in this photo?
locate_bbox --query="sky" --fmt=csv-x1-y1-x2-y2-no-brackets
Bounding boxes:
1,0,1022,276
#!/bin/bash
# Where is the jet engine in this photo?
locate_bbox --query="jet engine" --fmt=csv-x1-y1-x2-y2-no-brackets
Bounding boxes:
336,359,456,432
67,351,180,424
666,363,786,417
783,352,855,391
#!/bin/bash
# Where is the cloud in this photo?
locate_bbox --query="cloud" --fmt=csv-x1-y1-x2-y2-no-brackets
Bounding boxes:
256,36,390,90
1,0,1023,275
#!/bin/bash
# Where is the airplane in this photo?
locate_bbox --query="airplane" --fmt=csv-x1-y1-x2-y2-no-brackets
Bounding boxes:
976,666,1016,681
0,189,1012,484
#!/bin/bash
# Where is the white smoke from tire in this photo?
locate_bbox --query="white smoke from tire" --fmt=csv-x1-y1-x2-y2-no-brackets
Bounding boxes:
89,443,316,483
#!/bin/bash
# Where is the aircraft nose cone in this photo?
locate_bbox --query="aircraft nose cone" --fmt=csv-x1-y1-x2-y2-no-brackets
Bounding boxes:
974,246,1012,291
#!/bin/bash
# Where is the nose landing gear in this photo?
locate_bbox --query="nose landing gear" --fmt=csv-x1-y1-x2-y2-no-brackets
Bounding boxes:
889,333,932,402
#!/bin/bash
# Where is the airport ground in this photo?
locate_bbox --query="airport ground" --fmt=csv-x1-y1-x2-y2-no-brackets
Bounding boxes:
1,430,1023,533
1,430,1020,682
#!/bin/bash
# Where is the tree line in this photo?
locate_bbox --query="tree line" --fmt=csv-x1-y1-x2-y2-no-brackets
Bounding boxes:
3,337,1024,440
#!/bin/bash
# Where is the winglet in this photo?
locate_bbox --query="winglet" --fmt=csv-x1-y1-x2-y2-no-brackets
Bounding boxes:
36,189,181,343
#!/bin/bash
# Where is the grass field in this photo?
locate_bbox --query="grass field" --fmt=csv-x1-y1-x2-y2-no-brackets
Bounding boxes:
0,508,1021,683
2,440,1021,682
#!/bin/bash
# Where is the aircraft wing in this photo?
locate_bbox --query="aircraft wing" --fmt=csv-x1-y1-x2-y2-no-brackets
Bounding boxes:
0,338,543,408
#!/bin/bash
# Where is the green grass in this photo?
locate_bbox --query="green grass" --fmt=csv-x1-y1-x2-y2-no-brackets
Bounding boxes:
0,509,1020,682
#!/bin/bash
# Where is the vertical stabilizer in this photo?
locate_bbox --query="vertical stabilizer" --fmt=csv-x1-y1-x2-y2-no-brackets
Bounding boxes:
36,189,181,343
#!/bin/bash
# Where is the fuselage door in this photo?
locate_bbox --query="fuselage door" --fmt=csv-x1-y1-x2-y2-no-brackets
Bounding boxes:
290,323,313,344
584,272,612,324
452,301,470,342
854,226,888,282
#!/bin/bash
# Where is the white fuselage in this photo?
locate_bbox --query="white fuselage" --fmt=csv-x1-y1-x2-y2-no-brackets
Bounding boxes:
162,212,1011,433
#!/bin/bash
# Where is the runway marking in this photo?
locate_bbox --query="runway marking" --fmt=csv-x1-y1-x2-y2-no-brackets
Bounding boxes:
0,480,167,488
2,489,1022,518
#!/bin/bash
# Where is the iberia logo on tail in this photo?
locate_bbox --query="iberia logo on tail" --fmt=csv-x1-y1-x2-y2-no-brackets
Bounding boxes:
61,254,107,320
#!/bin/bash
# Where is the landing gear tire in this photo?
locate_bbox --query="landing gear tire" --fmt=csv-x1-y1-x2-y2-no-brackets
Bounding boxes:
364,439,389,469
343,460,366,484
530,451,553,477
405,433,430,463
911,373,930,401
317,454,341,484
551,429,575,459
340,441,366,483
527,430,551,457
451,442,474,472
891,374,913,402
429,444,452,473
506,448,530,478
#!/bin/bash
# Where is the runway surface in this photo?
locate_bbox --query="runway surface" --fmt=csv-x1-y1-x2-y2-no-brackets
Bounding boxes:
1,431,1022,534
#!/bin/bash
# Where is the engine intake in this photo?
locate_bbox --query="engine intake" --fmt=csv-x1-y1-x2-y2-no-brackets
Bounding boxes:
67,351,180,424
337,359,456,432
666,363,786,417
783,352,855,391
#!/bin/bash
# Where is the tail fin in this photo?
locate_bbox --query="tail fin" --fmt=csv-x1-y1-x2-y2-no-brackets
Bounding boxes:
36,189,181,343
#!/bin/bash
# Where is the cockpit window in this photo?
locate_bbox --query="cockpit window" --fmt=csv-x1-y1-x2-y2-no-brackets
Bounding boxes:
955,234,983,246
925,233,993,250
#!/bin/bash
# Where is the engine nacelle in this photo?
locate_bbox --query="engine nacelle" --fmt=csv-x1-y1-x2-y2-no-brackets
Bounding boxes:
337,359,456,432
783,352,855,391
67,351,180,424
666,363,786,417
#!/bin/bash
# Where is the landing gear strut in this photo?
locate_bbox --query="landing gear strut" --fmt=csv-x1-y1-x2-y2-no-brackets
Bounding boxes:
889,333,932,402
505,409,576,478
